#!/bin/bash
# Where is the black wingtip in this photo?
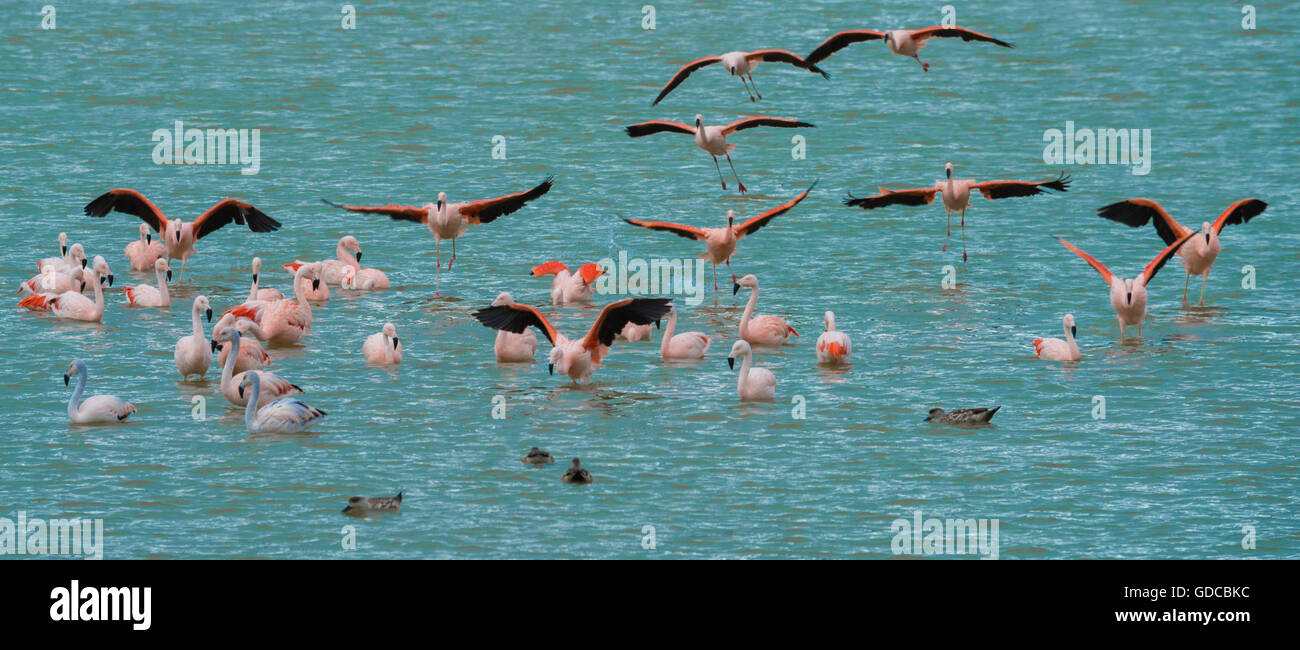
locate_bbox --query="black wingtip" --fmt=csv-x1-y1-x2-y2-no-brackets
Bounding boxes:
321,199,345,209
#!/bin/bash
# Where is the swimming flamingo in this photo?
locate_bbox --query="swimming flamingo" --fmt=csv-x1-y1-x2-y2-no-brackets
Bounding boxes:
322,176,554,295
488,292,538,362
19,267,105,322
216,319,272,374
845,163,1070,261
660,307,710,360
18,265,82,295
815,311,851,364
175,295,214,379
248,257,284,302
339,264,390,290
286,235,362,285
239,372,325,434
625,115,814,193
63,359,135,424
124,222,165,271
1058,233,1196,342
213,327,303,407
83,188,281,281
472,297,672,383
363,323,403,365
622,182,816,289
727,340,776,401
1033,314,1080,361
530,261,604,304
733,274,797,346
36,232,69,271
220,263,321,344
283,262,331,302
88,256,116,291
619,322,653,342
123,257,171,307
1097,198,1268,306
804,26,1014,72
651,49,828,106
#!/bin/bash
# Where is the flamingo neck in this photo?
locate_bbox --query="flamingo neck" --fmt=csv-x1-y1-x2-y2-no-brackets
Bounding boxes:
739,286,759,337
736,349,753,395
221,333,240,388
90,273,104,316
247,270,260,302
157,266,169,305
337,241,360,269
68,368,87,421
243,374,260,429
191,304,204,338
660,312,677,356
290,265,313,318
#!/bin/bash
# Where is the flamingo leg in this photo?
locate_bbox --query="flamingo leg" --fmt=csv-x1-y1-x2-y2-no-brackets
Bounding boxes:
747,73,762,100
434,238,442,297
961,208,967,263
712,155,727,190
942,207,950,252
726,258,736,285
179,257,187,283
448,237,457,271
1199,274,1207,306
725,154,747,194
1182,272,1190,303
712,264,719,292
914,55,929,72
738,76,756,102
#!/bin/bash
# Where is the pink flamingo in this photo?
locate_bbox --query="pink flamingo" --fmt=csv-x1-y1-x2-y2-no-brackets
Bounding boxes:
248,257,284,302
125,222,165,271
624,115,814,193
63,360,135,423
530,261,604,304
123,258,171,307
283,262,331,302
488,292,538,362
221,263,321,344
650,49,828,106
814,311,851,364
734,274,797,346
36,232,69,271
213,327,303,407
363,323,403,365
804,26,1014,73
727,340,776,400
1058,233,1195,342
217,319,272,374
19,267,105,322
339,264,390,291
18,265,82,295
619,322,653,342
660,307,710,360
175,295,214,379
1033,314,1081,362
285,236,361,285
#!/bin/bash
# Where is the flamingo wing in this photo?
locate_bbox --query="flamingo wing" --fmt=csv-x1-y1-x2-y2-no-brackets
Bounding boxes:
745,49,830,78
722,116,815,135
973,172,1070,199
258,398,325,428
472,302,559,346
320,199,428,223
625,120,696,138
650,56,722,106
844,186,939,209
1211,198,1268,235
1057,237,1114,286
1096,198,1191,246
736,181,817,238
458,176,555,225
1140,232,1197,287
804,30,886,65
581,298,673,352
192,199,281,240
83,188,168,232
621,217,707,241
911,26,1014,48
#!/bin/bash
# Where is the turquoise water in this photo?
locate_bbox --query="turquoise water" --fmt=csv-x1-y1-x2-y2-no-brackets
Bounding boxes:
0,1,1296,559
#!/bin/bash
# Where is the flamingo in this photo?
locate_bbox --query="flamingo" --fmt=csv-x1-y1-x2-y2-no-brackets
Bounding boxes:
733,274,797,346
804,26,1014,72
618,322,653,342
1097,198,1268,306
472,297,672,383
239,372,325,434
363,323,403,365
650,49,828,106
212,327,303,407
625,115,814,193
83,188,281,281
1033,314,1080,362
18,264,82,295
488,292,538,363
88,256,116,291
124,222,165,271
35,232,69,271
220,263,321,344
530,261,604,304
815,311,851,364
1058,233,1195,342
339,264,390,290
123,257,171,307
322,177,554,295
285,235,362,286
561,458,594,484
19,267,105,322
623,182,816,289
216,318,273,374
727,340,776,401
283,262,331,302
659,307,710,360
247,257,284,302
175,295,214,379
846,163,1070,261
63,359,135,424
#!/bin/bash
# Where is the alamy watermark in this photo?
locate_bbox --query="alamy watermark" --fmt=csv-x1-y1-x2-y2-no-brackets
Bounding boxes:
0,510,104,559
891,509,999,559
151,120,261,175
594,251,706,306
1043,120,1151,176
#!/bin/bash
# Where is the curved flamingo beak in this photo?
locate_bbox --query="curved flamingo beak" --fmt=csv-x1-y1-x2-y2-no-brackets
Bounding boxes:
1071,325,1077,339
732,283,741,296
205,308,213,322
81,258,87,269
727,357,735,370
312,278,321,291
166,269,172,282
146,233,152,244
61,246,67,256
237,384,244,399
63,374,70,386
252,273,259,283
392,336,400,349
548,363,554,376
210,339,219,352
355,251,362,263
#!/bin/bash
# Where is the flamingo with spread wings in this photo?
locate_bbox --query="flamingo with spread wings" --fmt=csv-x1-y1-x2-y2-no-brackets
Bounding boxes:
530,261,605,305
651,49,828,106
805,25,1014,72
625,115,814,193
1058,233,1196,342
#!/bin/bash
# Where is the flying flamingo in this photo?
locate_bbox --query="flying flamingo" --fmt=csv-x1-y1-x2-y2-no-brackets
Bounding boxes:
733,274,797,346
1058,233,1196,342
285,235,362,286
530,261,604,304
19,267,105,322
339,264,390,290
650,49,828,106
622,182,816,289
175,295,214,379
322,177,554,295
625,115,814,193
83,188,281,281
36,232,69,271
248,257,284,302
220,263,321,344
1033,314,1080,362
212,327,303,407
727,340,776,401
804,26,1014,72
63,359,135,424
283,262,331,302
846,163,1070,261
217,319,272,374
124,222,165,271
1096,198,1268,306
239,372,326,434
363,323,403,365
815,311,851,364
123,257,171,307
472,297,672,383
660,307,710,360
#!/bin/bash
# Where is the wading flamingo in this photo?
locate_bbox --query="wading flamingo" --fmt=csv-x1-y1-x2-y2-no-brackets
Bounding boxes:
651,49,828,106
805,26,1014,72
1058,233,1195,342
283,262,331,301
472,297,672,383
561,458,593,484
123,257,171,307
623,182,816,289
36,232,69,271
83,188,281,281
815,311,851,364
63,359,135,424
845,163,1070,261
285,236,362,286
88,256,115,291
175,295,214,379
217,319,272,374
1097,198,1268,306
488,292,537,362
727,340,776,401
625,115,814,193
240,372,325,434
660,307,710,360
19,267,105,322
220,263,321,344
531,261,604,304
322,177,554,295
733,274,797,346
248,257,284,302
339,264,390,290
213,327,303,407
125,222,165,271
1033,314,1080,362
363,323,403,365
